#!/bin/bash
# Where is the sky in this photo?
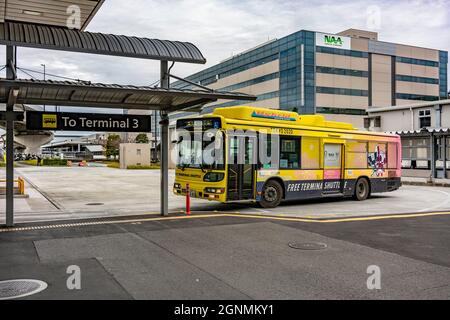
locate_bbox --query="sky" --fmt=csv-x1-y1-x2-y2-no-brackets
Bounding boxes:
0,0,449,117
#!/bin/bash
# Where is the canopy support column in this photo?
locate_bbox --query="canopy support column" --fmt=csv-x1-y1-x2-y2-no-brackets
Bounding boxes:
5,45,17,227
160,60,170,216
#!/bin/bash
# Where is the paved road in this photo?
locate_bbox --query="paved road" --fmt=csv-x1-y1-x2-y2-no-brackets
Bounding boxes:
1,166,450,223
1,212,449,299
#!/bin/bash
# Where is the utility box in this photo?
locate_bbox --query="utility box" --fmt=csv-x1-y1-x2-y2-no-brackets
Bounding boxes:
119,143,151,169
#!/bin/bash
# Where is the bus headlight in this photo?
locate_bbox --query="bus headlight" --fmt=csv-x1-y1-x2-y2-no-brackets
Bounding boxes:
174,183,181,189
204,187,225,194
203,172,224,182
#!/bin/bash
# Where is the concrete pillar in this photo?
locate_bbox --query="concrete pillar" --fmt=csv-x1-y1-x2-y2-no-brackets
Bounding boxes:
430,133,436,180
443,135,447,179
14,133,53,154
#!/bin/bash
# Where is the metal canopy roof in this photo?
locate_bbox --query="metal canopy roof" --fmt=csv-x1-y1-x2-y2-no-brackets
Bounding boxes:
0,0,104,31
388,128,450,135
0,21,207,63
0,78,257,112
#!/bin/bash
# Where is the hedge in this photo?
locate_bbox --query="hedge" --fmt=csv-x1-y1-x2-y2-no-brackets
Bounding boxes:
43,159,68,166
127,165,159,170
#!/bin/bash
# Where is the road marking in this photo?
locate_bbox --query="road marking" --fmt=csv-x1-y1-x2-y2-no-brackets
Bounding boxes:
417,189,450,213
1,211,450,233
226,211,450,223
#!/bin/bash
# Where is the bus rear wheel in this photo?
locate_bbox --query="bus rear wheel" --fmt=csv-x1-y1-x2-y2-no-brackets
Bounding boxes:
259,180,283,208
354,178,370,201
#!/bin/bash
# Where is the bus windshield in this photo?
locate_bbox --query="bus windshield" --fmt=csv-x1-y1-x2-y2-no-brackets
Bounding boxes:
176,118,224,170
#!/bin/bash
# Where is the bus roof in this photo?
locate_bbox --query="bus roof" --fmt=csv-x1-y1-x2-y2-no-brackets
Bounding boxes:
212,106,355,130
201,106,399,139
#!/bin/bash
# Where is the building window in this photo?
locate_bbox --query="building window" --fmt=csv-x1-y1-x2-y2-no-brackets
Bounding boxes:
419,110,431,128
280,137,300,169
396,75,439,84
137,149,142,156
316,46,368,58
316,87,369,97
316,66,369,78
396,56,439,67
401,137,431,169
396,93,439,102
346,141,368,169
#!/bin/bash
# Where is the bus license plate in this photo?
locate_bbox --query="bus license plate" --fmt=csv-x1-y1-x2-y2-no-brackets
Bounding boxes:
190,190,196,197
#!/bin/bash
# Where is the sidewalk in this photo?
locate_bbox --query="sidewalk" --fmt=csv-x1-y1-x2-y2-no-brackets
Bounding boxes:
402,176,450,187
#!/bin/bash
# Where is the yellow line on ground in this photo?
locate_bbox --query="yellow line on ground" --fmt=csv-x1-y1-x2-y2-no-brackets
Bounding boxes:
1,211,450,233
225,211,450,223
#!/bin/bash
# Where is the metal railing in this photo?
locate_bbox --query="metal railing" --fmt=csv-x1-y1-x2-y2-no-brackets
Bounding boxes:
0,177,25,195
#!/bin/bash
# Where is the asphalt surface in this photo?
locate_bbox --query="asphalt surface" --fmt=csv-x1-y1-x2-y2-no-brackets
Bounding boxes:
3,166,450,223
1,212,449,300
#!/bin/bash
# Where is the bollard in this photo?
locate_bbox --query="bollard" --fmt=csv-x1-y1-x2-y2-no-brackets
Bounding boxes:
186,183,191,215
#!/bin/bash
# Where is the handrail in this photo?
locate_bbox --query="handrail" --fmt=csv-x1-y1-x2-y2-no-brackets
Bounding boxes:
0,177,25,195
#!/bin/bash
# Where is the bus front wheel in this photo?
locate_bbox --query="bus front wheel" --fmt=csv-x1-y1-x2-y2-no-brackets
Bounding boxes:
259,180,283,208
354,178,370,201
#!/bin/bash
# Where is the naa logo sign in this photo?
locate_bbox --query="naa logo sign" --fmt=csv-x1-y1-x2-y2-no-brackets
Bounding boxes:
315,32,351,50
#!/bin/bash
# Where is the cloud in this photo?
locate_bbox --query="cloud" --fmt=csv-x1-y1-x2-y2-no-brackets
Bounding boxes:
0,0,448,91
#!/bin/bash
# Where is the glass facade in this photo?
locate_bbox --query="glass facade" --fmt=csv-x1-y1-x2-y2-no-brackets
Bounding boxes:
440,51,448,99
170,29,448,123
302,31,316,114
172,30,314,115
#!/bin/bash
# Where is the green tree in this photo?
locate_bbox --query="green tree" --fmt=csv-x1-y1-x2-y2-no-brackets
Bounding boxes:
106,134,121,159
135,133,149,144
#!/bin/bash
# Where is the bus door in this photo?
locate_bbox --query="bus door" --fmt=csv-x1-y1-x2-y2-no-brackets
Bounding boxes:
323,142,345,194
227,134,257,201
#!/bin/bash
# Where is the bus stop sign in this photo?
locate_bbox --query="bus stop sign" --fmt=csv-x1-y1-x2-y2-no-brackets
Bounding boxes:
26,111,152,132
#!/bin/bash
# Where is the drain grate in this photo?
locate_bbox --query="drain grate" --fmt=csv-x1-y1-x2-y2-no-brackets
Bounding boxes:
86,203,104,206
0,280,48,300
288,242,327,250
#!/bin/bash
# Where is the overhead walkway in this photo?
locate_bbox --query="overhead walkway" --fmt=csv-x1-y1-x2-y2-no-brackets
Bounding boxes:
0,104,53,153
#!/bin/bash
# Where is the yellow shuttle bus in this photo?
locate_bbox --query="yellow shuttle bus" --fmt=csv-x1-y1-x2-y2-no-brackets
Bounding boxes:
173,106,401,208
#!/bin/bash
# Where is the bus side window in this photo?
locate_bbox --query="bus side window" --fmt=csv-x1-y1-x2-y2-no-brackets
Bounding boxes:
301,137,320,169
259,133,281,169
388,142,398,169
346,141,367,169
280,137,301,169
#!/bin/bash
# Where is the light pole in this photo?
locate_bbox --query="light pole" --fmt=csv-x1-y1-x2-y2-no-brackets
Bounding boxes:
41,63,46,111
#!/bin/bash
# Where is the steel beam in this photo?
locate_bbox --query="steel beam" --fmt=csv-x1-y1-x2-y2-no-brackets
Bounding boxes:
160,61,170,216
430,133,436,180
5,45,16,227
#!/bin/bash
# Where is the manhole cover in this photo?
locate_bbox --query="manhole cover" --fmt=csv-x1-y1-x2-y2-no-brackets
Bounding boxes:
288,242,327,250
0,280,48,300
86,203,104,206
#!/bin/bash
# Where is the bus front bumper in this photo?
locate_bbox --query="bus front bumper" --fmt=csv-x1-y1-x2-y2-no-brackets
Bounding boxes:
173,183,226,202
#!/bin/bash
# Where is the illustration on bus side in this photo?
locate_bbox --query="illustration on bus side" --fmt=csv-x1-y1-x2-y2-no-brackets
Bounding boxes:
368,145,387,177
